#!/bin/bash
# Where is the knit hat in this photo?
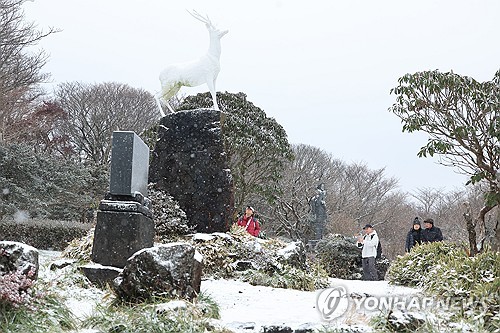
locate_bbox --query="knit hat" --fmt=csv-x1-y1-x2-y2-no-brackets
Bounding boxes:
413,217,421,226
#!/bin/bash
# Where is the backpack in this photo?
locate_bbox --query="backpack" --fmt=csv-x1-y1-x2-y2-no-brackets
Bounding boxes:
369,233,383,259
376,239,382,259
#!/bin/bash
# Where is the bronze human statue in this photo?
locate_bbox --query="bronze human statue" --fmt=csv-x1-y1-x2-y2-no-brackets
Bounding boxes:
311,183,327,239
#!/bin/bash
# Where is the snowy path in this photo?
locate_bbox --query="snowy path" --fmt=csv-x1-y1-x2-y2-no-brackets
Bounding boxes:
201,278,422,332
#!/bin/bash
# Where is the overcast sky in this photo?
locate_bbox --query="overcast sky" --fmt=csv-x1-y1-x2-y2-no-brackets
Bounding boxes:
24,0,500,193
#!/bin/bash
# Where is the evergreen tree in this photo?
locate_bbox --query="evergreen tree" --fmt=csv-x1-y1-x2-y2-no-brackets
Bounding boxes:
178,92,293,213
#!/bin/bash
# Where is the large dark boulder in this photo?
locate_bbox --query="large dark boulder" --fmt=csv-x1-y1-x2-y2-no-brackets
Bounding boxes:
0,241,39,279
315,235,390,280
375,256,390,280
114,243,203,302
315,235,363,280
149,109,234,233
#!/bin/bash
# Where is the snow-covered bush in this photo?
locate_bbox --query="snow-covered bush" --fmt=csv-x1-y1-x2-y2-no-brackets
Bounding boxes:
387,242,499,331
148,183,193,243
422,250,500,331
469,275,500,331
61,227,95,262
0,142,106,221
82,292,224,333
315,234,362,279
0,218,91,251
386,241,462,287
371,310,428,333
191,225,329,291
242,262,329,290
422,249,499,297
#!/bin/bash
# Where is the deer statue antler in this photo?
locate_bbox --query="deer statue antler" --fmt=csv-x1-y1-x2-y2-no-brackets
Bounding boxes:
186,9,212,26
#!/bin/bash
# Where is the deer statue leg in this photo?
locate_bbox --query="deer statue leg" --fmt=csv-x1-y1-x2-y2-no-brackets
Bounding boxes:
165,100,175,113
154,95,166,117
206,79,219,110
160,82,182,113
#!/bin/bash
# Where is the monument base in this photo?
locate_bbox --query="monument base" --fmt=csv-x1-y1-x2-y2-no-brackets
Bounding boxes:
91,210,154,268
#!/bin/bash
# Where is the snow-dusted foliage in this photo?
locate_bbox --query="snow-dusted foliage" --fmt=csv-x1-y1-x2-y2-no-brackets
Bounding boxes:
188,225,329,291
315,234,362,280
387,242,462,287
61,227,95,262
387,242,499,331
0,142,106,221
148,183,193,242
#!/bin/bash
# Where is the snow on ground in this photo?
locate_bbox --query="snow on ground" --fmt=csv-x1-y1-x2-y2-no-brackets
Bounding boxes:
38,250,422,332
201,277,422,332
38,250,106,322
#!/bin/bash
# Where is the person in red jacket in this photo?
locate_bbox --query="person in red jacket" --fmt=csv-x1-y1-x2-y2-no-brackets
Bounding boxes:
237,206,261,237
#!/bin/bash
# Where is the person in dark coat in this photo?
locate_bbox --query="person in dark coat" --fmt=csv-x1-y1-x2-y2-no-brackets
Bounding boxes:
421,218,444,243
405,217,422,252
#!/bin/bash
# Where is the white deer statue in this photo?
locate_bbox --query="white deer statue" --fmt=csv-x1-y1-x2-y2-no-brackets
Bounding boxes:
159,10,228,112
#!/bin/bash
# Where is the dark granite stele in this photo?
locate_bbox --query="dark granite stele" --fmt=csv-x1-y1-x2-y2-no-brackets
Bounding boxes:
149,108,234,233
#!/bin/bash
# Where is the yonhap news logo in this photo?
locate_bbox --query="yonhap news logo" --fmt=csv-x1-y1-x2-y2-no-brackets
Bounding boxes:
317,285,494,322
316,286,349,321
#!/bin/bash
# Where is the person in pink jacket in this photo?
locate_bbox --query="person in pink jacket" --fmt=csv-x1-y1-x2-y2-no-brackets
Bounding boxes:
237,206,261,237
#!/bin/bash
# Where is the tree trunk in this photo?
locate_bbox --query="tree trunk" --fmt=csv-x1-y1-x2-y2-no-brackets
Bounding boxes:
477,205,495,252
463,203,478,256
464,216,478,256
491,208,500,252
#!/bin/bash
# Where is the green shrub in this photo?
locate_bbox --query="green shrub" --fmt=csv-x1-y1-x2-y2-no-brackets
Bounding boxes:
386,241,463,287
423,250,499,297
469,276,500,332
315,234,363,280
422,250,500,332
82,293,229,333
370,310,434,333
386,242,500,331
0,142,106,221
0,218,91,250
242,263,329,291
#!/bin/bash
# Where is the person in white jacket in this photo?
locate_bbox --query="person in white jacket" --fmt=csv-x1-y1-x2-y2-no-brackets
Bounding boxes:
356,224,379,281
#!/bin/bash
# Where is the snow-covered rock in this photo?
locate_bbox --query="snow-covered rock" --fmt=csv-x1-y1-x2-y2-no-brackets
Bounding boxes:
114,242,203,302
0,241,39,278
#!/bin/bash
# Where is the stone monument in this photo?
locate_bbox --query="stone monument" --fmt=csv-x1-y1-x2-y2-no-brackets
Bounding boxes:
85,131,154,285
108,131,149,197
149,109,233,233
